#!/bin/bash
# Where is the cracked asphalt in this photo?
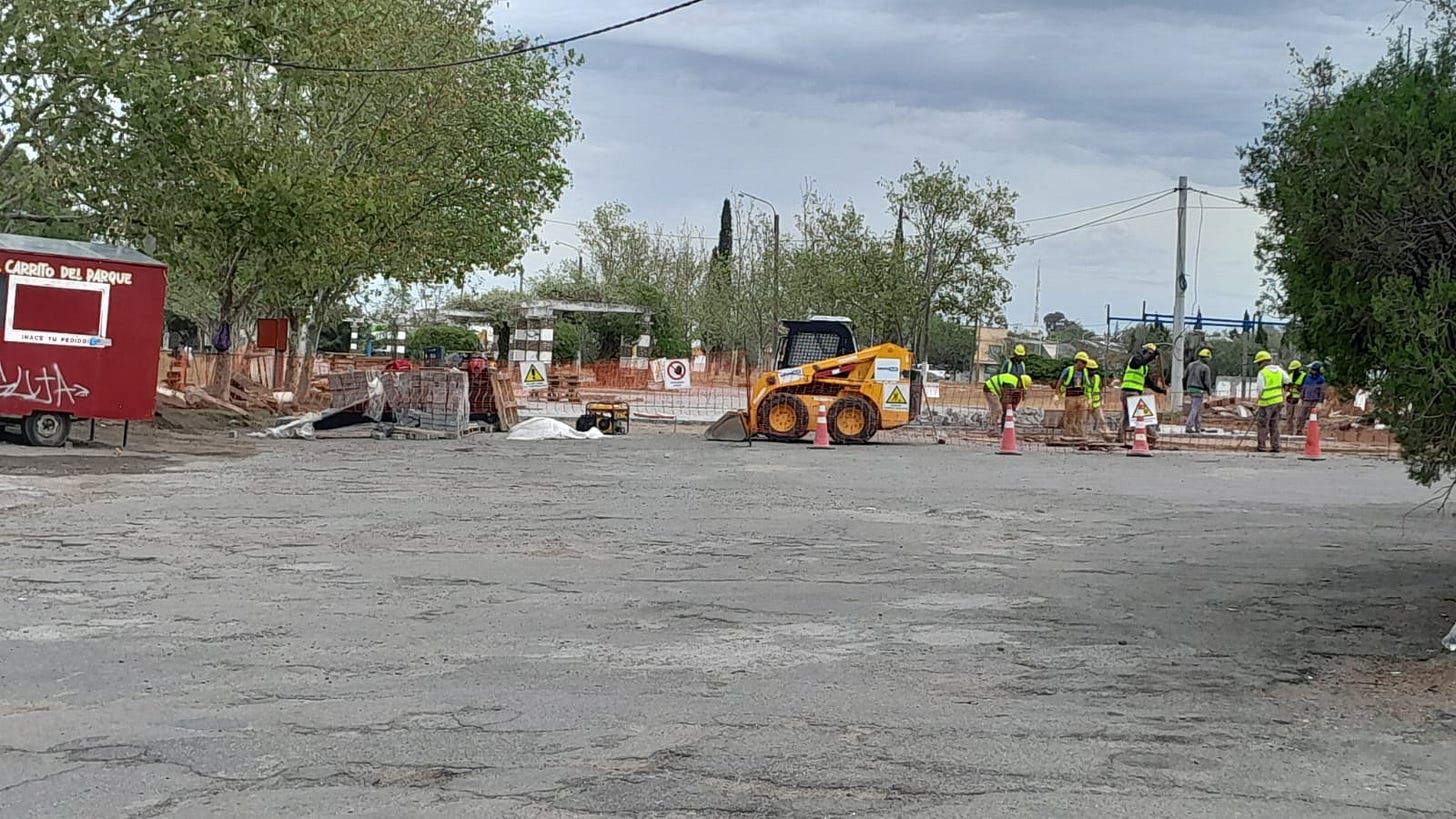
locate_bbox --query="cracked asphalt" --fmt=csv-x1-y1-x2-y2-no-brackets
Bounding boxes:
2,432,1454,817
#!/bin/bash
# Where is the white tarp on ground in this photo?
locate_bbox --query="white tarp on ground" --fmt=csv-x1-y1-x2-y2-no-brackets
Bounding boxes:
505,417,606,441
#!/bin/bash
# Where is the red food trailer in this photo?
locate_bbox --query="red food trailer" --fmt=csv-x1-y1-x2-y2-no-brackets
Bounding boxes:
0,233,167,446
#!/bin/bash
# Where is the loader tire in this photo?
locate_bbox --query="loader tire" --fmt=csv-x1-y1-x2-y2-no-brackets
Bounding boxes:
757,393,810,441
828,395,878,444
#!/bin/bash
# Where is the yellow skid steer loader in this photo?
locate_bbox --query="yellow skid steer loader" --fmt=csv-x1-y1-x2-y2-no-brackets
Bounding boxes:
707,317,920,444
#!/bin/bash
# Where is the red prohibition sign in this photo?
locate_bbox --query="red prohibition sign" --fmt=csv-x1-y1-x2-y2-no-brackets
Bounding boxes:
667,360,688,380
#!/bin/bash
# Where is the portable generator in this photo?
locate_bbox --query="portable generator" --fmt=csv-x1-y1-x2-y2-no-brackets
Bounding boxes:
576,401,630,435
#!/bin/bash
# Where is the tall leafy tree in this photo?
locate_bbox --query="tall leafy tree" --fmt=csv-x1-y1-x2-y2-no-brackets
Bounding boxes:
1241,31,1456,485
19,0,578,390
881,160,1023,359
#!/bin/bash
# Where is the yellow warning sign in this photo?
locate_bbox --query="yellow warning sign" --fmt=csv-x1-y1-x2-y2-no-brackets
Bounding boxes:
883,383,910,413
520,361,549,391
1124,394,1159,427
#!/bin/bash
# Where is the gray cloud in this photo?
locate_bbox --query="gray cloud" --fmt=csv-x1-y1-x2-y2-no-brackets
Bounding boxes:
490,0,1397,326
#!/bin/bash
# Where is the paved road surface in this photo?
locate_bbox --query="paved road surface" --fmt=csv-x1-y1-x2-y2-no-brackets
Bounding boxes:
2,434,1453,817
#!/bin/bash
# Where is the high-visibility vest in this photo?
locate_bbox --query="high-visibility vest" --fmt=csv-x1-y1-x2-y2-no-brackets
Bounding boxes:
985,373,1019,396
1292,371,1307,387
1089,374,1103,408
1121,360,1148,392
1000,359,1027,378
1258,366,1285,407
1060,366,1088,390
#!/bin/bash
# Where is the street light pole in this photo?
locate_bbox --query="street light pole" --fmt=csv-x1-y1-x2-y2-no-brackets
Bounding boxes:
736,192,780,325
554,241,584,279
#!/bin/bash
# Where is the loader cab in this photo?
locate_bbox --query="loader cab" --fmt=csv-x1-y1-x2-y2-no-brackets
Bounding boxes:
777,317,857,368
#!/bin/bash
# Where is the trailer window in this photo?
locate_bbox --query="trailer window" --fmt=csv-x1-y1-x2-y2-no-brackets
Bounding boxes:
3,276,111,347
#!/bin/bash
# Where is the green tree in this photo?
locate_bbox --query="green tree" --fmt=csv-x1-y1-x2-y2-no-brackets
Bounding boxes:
24,0,576,393
881,160,1024,358
926,317,979,371
406,325,481,357
1241,33,1456,485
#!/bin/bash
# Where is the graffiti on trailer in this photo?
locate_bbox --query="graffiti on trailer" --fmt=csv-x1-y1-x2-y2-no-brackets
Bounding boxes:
0,361,91,407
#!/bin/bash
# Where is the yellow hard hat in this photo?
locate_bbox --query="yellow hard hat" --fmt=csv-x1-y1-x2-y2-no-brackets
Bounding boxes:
1142,342,1158,352
1074,351,1090,362
1086,359,1099,370
1288,360,1302,370
1254,350,1272,363
1020,374,1033,389
1198,348,1212,358
1013,344,1027,356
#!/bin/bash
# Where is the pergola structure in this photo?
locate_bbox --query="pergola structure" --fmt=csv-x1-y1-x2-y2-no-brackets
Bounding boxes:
512,299,654,367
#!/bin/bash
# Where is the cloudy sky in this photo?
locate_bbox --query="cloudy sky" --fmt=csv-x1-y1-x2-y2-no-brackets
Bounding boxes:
488,0,1398,330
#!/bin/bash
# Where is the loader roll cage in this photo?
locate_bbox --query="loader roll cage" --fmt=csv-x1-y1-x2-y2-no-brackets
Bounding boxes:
777,319,857,369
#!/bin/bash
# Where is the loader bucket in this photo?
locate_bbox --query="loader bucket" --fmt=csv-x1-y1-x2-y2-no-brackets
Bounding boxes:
705,411,751,443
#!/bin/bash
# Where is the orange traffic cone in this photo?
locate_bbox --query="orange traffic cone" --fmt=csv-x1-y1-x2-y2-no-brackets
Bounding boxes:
1127,421,1153,458
1300,409,1325,461
998,407,1022,456
810,401,832,450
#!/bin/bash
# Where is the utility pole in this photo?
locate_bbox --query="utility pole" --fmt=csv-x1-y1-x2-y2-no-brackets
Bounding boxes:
1032,261,1041,331
1169,175,1189,416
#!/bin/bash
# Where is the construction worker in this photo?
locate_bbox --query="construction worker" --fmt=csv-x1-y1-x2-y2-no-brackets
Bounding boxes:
1253,350,1290,453
1118,342,1166,447
1000,344,1028,379
1086,359,1110,436
984,371,1023,428
1057,352,1092,440
1283,360,1306,435
1293,360,1326,435
1184,347,1214,434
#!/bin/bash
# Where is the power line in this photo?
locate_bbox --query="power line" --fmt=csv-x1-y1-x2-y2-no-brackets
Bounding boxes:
540,189,1187,247
1017,189,1170,224
1020,190,1176,244
226,0,710,74
1189,188,1251,208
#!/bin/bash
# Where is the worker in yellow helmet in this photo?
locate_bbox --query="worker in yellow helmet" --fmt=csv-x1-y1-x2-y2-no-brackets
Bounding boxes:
983,371,1022,430
1253,350,1290,453
1283,360,1306,435
1056,351,1092,441
1086,358,1110,437
1184,347,1215,434
1000,344,1029,378
1118,342,1167,447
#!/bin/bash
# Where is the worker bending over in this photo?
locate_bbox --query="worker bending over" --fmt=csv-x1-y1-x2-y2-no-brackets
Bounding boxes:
1253,350,1290,453
985,372,1030,429
1118,343,1166,447
1057,352,1092,441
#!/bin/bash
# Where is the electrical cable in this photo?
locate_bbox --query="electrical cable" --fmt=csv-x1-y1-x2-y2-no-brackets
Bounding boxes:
1019,190,1176,244
225,0,710,74
1189,188,1251,208
541,190,1186,251
1017,189,1170,225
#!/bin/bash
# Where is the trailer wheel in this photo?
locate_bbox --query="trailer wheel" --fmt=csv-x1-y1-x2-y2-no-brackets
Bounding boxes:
23,412,70,448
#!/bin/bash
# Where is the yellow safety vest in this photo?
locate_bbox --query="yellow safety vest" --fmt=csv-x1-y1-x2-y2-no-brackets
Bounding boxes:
1122,361,1148,392
985,373,1019,397
1258,366,1285,407
1088,373,1102,408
